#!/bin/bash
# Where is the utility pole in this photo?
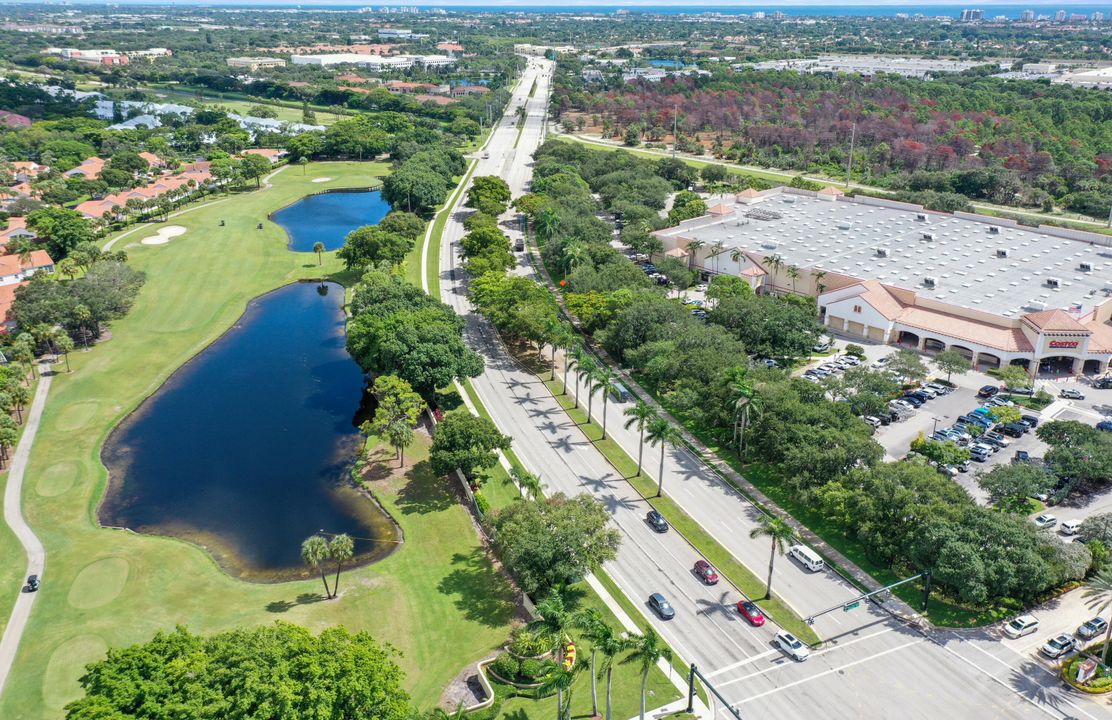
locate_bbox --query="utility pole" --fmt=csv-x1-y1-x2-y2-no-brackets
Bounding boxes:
672,103,678,158
845,121,857,189
1107,200,1111,228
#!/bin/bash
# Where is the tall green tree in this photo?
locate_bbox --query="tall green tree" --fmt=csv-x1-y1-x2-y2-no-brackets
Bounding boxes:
574,608,610,718
429,413,511,480
64,623,411,720
328,533,355,599
622,628,672,720
312,241,326,266
646,418,681,497
1083,566,1112,665
595,625,630,720
623,401,657,477
367,375,424,466
591,366,620,440
512,466,544,501
491,493,620,596
749,516,798,600
933,349,971,383
301,534,332,598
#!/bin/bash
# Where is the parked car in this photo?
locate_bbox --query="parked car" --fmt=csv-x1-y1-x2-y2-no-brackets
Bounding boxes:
901,395,924,408
1060,519,1082,536
1099,420,1112,432
870,356,891,369
970,448,991,463
1034,514,1058,530
1041,634,1076,659
774,632,810,661
983,432,1010,448
1078,617,1109,640
1003,614,1040,639
978,385,1000,398
1003,423,1028,438
1061,388,1086,400
737,600,766,626
23,574,38,593
1013,450,1032,463
1095,378,1112,390
924,383,951,395
1020,415,1040,429
693,560,719,585
646,510,669,533
864,416,881,428
648,593,675,620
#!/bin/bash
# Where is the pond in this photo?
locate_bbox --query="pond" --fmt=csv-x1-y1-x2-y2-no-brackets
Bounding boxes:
648,59,686,69
272,189,392,252
100,281,400,582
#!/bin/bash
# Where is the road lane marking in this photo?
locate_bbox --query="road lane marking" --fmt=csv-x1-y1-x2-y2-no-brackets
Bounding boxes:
714,626,896,689
705,650,781,678
731,639,924,705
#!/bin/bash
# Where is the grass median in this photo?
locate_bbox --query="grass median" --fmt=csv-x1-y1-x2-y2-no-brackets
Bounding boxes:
540,378,819,645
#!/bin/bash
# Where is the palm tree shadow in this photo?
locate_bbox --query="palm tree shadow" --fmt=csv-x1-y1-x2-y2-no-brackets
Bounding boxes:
1007,661,1071,715
265,592,327,613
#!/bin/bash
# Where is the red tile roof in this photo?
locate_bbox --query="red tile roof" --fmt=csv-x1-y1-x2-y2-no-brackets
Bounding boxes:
1023,309,1089,333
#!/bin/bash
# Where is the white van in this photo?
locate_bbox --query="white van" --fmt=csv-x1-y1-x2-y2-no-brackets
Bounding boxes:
788,545,825,573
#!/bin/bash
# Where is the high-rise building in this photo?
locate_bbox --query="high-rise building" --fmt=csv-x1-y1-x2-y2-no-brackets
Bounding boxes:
1092,11,1105,22
960,8,984,21
1055,9,1067,21
1020,9,1035,21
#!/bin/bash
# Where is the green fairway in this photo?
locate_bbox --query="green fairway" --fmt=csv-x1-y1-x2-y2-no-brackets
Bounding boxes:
0,162,523,718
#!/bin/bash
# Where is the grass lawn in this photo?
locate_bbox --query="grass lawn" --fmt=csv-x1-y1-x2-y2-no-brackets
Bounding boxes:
0,161,522,718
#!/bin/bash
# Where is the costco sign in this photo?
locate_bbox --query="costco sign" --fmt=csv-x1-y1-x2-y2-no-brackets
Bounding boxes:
1049,340,1080,349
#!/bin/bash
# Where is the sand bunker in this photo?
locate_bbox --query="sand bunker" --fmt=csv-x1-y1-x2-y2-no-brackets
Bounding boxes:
140,225,186,245
311,177,332,183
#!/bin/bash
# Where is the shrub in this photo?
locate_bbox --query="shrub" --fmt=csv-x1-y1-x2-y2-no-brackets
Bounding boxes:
474,491,490,517
844,344,865,358
490,653,519,681
509,630,552,657
518,658,546,680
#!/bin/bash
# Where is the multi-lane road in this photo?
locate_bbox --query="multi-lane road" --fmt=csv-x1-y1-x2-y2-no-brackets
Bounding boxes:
434,57,1112,720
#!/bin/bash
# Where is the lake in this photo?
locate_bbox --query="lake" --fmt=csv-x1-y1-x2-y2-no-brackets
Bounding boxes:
100,281,400,582
272,189,391,252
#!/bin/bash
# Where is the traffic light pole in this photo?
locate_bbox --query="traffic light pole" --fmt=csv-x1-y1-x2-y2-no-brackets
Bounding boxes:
686,664,743,720
804,571,930,625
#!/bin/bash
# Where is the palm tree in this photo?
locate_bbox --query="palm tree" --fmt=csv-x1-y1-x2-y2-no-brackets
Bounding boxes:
56,257,78,281
573,608,608,718
749,516,798,600
623,402,657,477
814,270,828,296
709,241,726,275
10,385,29,424
1083,566,1112,664
727,367,761,455
328,533,355,599
298,156,309,175
565,344,584,396
512,466,544,500
312,241,325,266
787,265,801,293
574,356,596,412
300,535,332,598
549,322,575,381
766,254,784,283
595,628,630,720
539,663,580,720
623,628,672,720
591,366,620,439
686,239,705,271
533,592,571,661
537,207,561,242
563,242,590,278
729,248,743,266
646,418,682,497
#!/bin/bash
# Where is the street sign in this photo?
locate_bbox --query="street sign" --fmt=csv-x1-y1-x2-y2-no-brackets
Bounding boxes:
842,600,861,612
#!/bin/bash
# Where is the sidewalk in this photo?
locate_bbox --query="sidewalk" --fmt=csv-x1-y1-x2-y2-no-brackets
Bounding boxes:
0,364,53,698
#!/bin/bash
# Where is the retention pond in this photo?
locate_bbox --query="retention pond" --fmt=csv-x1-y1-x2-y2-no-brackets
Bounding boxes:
271,189,391,252
100,281,399,582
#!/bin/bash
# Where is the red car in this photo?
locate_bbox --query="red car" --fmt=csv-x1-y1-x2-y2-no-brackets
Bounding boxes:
737,600,766,626
693,560,719,585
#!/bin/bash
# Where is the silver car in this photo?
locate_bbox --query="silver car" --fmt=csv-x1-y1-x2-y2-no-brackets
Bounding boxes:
774,632,810,662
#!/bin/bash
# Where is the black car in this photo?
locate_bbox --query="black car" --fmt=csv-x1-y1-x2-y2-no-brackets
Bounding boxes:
1020,415,1040,429
1003,423,1028,438
901,395,924,408
648,592,675,620
646,510,669,533
907,391,930,403
1095,378,1112,390
24,574,38,592
977,385,1000,398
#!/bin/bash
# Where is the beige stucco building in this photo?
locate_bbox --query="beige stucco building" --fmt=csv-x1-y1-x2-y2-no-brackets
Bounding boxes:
652,187,1112,376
